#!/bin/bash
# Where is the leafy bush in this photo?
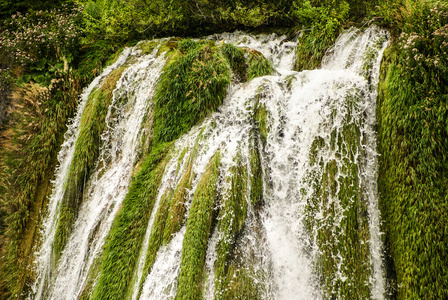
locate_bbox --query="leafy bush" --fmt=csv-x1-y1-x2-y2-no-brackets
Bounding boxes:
293,0,350,71
80,0,297,43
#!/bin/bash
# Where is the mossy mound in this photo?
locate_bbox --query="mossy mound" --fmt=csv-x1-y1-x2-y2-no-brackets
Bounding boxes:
153,40,231,144
175,152,221,300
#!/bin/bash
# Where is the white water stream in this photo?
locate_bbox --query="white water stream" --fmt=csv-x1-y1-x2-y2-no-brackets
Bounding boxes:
30,26,389,299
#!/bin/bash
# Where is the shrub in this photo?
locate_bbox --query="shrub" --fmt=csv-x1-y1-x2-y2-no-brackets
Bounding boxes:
293,0,350,71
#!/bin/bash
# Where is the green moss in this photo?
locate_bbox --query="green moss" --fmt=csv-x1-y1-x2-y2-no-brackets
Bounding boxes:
176,147,189,176
78,253,103,300
377,33,448,299
247,50,273,80
221,43,248,82
249,140,263,209
162,130,204,245
304,110,371,298
254,102,269,144
153,40,230,144
162,157,193,245
175,152,221,300
53,66,126,261
132,188,173,299
214,153,248,299
91,142,172,300
218,265,261,300
136,40,158,56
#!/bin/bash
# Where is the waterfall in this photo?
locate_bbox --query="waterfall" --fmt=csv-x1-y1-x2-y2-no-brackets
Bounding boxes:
29,26,389,299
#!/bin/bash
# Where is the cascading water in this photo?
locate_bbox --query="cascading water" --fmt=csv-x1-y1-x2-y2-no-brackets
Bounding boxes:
30,42,167,299
29,26,389,299
30,47,133,299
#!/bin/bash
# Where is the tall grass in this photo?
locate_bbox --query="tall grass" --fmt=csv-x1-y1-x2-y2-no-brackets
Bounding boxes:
175,152,221,300
0,76,80,298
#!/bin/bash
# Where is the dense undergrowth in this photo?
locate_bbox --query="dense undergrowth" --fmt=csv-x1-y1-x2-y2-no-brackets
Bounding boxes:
0,0,447,298
0,76,81,297
376,1,448,298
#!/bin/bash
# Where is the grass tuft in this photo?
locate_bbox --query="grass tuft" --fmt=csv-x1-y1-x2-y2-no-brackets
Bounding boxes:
175,152,221,300
153,40,230,144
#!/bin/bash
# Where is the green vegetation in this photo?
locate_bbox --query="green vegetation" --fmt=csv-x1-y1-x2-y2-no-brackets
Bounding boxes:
249,138,263,209
221,43,248,82
153,39,230,144
0,0,447,299
217,266,261,299
0,76,80,297
304,107,371,298
135,133,203,297
91,142,172,300
214,153,248,299
376,1,448,298
247,50,274,80
294,0,350,71
254,102,269,144
79,0,296,43
175,152,221,300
